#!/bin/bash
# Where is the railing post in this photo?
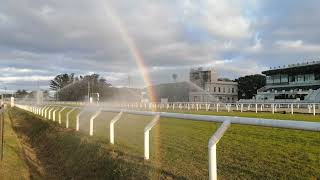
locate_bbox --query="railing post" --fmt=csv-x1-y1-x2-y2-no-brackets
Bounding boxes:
110,112,123,144
272,104,275,114
48,107,54,120
44,106,50,118
291,104,294,115
89,109,102,136
58,107,67,124
76,110,85,131
66,108,76,128
313,104,316,116
255,104,258,113
208,120,231,180
52,108,59,121
144,114,160,160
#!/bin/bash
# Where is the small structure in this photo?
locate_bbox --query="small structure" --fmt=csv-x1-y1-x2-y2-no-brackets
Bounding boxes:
189,67,238,103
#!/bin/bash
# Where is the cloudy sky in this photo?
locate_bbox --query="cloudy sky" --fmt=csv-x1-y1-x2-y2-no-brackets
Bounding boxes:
0,0,319,91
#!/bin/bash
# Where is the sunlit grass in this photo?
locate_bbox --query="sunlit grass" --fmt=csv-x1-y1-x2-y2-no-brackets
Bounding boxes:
30,107,320,179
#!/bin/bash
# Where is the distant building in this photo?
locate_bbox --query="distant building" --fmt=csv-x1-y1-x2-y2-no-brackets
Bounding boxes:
189,67,238,103
250,61,320,103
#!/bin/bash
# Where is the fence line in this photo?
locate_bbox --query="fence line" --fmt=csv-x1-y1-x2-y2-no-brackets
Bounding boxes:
15,103,320,180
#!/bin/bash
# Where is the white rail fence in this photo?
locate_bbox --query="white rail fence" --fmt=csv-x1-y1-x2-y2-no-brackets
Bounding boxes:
15,104,320,180
114,102,320,116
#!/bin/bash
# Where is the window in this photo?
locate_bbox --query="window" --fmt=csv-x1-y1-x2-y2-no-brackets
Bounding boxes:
214,87,216,92
218,87,221,92
232,88,234,93
289,75,295,82
280,74,288,84
223,87,225,93
273,74,281,84
315,73,320,80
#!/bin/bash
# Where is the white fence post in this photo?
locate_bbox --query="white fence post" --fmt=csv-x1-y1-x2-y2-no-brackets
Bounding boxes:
58,107,67,124
66,108,76,128
208,120,231,180
44,106,50,118
48,107,54,120
76,110,85,131
89,109,102,136
52,108,59,121
110,112,123,144
291,104,294,115
313,104,316,116
144,114,160,160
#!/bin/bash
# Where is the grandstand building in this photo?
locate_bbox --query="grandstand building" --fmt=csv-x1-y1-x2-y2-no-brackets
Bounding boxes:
189,67,238,103
252,61,320,103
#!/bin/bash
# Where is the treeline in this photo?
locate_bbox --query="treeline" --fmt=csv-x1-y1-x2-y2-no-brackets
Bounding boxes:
15,89,49,99
50,73,141,102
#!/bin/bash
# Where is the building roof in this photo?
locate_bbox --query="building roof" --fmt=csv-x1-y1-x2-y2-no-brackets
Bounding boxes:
262,61,320,75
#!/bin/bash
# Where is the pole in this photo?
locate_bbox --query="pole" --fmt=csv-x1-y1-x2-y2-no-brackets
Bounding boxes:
0,106,4,161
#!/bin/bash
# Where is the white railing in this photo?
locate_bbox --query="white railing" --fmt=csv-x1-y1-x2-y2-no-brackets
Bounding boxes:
14,103,320,180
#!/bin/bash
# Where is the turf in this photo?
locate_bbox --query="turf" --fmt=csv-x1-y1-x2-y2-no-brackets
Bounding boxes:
0,109,29,179
22,106,320,179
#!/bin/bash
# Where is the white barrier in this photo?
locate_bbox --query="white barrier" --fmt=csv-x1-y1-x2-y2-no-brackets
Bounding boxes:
144,114,160,160
208,120,230,180
15,104,320,180
89,109,102,136
110,112,123,144
66,108,76,128
58,107,67,124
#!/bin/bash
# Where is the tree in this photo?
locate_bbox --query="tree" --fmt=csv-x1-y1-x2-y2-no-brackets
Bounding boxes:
49,73,75,91
235,74,266,99
53,73,112,101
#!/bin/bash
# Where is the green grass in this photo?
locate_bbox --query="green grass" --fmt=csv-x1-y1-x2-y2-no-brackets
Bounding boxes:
22,107,320,179
0,110,29,179
154,108,320,122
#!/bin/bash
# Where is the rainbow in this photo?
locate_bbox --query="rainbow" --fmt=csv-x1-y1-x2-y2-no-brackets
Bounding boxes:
103,2,157,105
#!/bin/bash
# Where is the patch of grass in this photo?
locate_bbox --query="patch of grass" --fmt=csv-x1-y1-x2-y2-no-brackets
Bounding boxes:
29,106,320,179
0,110,29,179
10,107,171,179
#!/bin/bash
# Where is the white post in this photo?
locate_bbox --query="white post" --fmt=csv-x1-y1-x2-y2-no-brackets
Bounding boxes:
42,106,47,116
196,104,199,111
58,107,67,124
110,112,123,144
10,97,15,107
76,110,85,131
89,109,102,136
255,104,258,113
52,108,59,121
44,106,50,118
48,107,54,120
216,104,219,112
144,114,160,160
272,104,275,114
291,104,294,115
241,104,243,112
260,104,263,112
313,104,316,116
208,121,231,180
66,108,76,128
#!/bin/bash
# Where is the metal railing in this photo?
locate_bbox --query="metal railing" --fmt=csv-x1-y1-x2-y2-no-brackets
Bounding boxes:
15,103,320,180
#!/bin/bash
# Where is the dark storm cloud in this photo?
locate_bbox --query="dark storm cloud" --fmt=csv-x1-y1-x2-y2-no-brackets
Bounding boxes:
0,0,319,90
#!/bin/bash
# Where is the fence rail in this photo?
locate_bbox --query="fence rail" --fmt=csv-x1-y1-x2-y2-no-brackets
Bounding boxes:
14,103,320,180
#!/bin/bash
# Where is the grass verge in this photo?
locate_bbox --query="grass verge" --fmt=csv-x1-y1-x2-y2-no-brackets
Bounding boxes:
0,109,29,179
